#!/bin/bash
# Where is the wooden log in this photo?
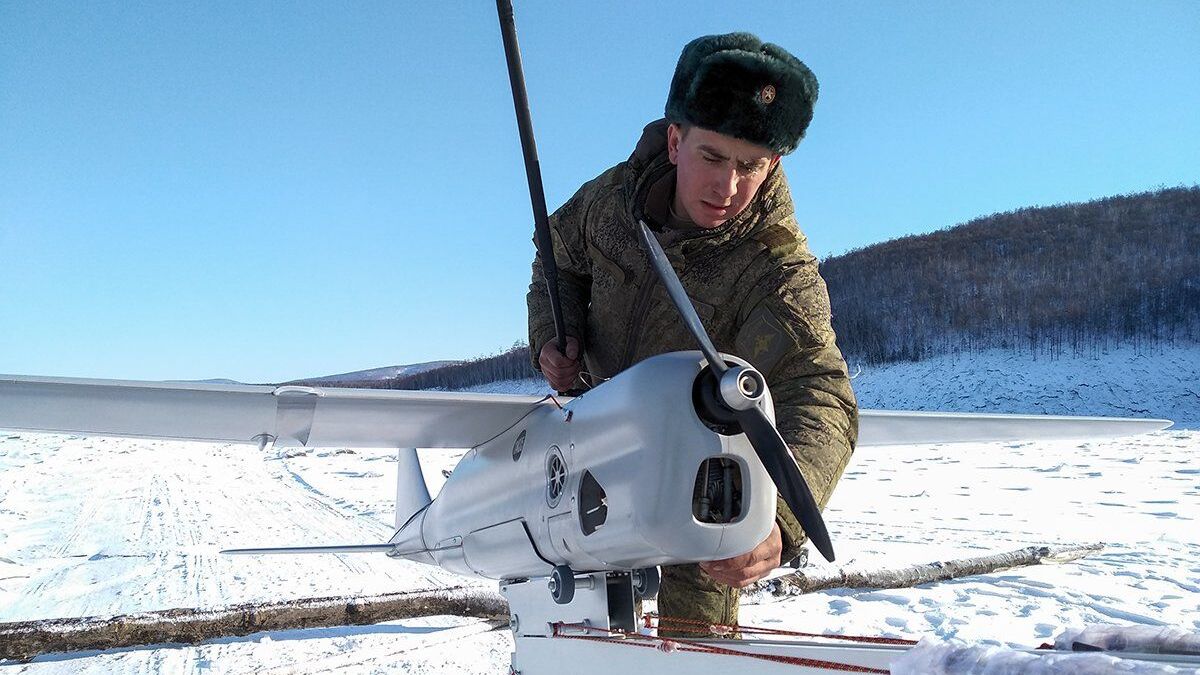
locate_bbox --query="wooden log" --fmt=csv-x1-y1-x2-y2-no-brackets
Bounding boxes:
752,543,1105,597
0,586,506,662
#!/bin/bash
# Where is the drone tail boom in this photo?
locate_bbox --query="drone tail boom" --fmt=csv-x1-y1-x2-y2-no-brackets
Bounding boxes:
221,544,397,555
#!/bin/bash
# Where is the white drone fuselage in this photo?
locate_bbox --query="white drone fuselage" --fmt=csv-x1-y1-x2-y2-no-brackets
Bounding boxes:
390,351,777,579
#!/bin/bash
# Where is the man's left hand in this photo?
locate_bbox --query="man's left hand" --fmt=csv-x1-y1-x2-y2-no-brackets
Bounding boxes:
699,523,782,588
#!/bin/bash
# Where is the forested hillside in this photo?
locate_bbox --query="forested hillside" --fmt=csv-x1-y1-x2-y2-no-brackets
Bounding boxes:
289,345,537,390
823,186,1199,363
387,345,533,391
296,186,1198,387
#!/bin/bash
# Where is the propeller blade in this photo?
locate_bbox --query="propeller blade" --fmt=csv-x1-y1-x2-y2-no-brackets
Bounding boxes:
735,404,835,562
636,220,727,376
635,218,835,561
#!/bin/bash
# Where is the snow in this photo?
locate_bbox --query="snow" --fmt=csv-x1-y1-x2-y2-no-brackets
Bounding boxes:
457,378,553,396
740,430,1199,646
891,638,1200,674
850,343,1200,427
1055,625,1200,655
0,438,486,623
2,345,1198,672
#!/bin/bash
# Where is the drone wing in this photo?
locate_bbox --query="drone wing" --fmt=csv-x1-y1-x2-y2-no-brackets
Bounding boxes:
0,373,1169,450
0,374,552,449
858,409,1171,446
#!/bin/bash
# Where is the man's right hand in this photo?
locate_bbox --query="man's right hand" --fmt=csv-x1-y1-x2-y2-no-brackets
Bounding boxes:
539,336,582,392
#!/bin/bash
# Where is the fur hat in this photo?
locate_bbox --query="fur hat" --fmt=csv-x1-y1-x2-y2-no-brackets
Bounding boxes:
665,32,818,155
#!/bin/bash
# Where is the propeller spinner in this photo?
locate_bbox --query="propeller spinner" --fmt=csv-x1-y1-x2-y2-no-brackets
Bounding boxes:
636,220,836,562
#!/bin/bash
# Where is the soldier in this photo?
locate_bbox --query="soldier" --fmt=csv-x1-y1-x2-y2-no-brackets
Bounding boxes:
527,33,858,630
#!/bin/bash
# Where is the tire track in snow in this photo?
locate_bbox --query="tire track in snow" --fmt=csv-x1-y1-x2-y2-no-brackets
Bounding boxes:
2,436,472,623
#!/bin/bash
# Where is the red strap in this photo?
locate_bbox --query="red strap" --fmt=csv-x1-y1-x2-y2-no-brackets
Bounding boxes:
552,620,895,673
649,614,919,646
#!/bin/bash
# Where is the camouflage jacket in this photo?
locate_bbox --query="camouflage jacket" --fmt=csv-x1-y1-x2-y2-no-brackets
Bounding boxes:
527,119,858,563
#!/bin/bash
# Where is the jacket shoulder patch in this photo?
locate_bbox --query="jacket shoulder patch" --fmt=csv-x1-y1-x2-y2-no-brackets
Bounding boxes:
734,304,791,376
750,224,799,258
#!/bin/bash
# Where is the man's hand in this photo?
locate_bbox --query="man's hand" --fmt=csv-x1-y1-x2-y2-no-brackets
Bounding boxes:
538,336,582,392
699,523,782,588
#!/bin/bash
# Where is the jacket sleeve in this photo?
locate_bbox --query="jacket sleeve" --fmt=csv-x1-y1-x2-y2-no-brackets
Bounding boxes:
527,184,594,370
735,238,859,565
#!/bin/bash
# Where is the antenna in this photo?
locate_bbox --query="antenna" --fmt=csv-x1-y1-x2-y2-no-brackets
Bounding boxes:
496,0,569,357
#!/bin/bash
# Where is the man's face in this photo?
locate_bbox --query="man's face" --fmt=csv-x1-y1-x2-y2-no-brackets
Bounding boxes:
667,123,780,229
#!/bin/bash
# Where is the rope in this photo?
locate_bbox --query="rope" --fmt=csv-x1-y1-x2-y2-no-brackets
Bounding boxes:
548,619,897,673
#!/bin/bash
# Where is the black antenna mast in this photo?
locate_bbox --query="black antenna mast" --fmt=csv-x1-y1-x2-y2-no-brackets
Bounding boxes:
496,0,568,356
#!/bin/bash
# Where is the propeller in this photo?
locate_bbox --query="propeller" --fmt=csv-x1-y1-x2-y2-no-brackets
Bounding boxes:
636,220,835,562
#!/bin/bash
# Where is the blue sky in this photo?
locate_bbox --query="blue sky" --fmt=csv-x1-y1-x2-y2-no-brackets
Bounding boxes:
2,1,1197,383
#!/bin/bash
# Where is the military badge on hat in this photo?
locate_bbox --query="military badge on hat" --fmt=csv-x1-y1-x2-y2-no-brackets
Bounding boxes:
665,32,818,155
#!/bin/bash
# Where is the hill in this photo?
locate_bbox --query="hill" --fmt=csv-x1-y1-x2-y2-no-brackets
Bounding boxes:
821,186,1199,364
283,361,460,387
286,187,1198,423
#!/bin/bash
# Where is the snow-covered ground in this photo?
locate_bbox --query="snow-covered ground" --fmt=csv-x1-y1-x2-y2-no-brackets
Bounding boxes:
851,343,1200,427
1,345,1197,672
2,431,1196,672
